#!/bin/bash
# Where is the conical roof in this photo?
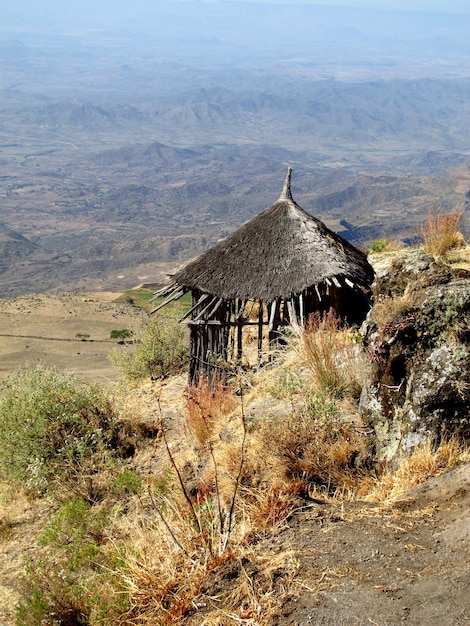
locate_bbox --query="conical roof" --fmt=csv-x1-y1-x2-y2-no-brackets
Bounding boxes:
173,168,374,301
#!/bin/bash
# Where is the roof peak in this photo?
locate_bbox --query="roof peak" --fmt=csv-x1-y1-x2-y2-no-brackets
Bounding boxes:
278,166,293,202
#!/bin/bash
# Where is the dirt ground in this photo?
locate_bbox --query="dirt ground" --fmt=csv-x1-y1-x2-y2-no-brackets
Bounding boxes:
0,292,146,383
182,462,470,626
277,462,470,626
0,293,469,625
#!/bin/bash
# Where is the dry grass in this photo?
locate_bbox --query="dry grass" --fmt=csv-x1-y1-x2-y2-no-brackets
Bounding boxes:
370,289,418,330
257,412,371,496
419,209,466,259
111,506,300,625
365,438,470,503
185,377,237,446
301,310,367,400
445,243,470,270
6,307,469,625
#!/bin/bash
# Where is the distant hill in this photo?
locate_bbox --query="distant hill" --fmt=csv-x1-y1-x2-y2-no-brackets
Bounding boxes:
1,69,470,296
0,133,468,296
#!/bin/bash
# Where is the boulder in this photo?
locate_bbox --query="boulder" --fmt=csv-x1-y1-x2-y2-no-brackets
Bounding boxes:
360,249,470,466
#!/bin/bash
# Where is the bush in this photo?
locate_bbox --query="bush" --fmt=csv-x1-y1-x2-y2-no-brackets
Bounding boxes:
369,238,390,254
419,209,465,258
258,402,371,494
110,328,134,342
17,497,125,625
0,366,122,494
109,313,188,382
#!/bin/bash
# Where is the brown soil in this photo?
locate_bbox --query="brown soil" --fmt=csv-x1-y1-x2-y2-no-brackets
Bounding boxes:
277,463,470,626
0,292,146,383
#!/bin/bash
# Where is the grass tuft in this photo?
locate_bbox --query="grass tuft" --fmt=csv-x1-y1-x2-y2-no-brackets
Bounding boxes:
419,208,465,259
365,438,470,502
301,309,366,400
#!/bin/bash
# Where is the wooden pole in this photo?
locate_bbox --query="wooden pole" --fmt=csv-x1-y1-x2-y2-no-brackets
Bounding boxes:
237,299,243,362
257,301,264,365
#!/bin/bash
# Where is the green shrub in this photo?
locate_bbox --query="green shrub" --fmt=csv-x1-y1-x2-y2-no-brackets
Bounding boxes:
109,313,188,382
0,366,122,494
114,469,143,495
17,497,126,625
110,328,134,342
369,238,390,254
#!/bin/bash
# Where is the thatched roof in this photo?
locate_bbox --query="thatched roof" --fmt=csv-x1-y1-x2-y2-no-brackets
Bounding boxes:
170,168,374,302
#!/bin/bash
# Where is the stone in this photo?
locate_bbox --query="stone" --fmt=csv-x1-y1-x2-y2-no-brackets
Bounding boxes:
360,249,470,466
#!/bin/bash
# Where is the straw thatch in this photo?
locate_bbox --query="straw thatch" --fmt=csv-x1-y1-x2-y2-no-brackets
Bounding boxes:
171,168,374,301
152,168,374,384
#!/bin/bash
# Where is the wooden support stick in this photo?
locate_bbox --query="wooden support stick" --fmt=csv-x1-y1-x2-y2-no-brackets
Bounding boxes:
287,299,300,333
150,288,186,314
257,301,264,365
151,282,177,301
178,293,211,321
193,295,219,322
268,300,277,333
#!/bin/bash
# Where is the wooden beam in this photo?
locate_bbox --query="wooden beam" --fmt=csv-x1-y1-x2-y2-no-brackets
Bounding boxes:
151,282,178,301
236,299,247,321
268,299,280,333
244,299,256,320
178,293,211,322
286,299,300,333
257,301,264,365
193,295,220,322
150,288,186,314
299,292,304,327
206,297,224,319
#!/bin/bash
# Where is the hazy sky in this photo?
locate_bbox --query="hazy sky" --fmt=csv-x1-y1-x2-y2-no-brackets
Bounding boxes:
187,0,470,13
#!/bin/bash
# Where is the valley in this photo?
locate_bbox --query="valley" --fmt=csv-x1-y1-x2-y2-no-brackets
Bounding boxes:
1,2,470,297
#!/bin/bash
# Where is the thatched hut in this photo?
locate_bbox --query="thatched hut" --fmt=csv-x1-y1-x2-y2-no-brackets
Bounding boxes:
152,168,374,384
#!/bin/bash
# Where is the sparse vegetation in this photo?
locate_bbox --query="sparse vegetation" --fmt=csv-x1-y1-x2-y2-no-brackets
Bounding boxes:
369,237,390,253
110,328,134,342
75,332,91,341
1,268,470,625
16,497,125,626
0,366,125,496
419,208,466,259
365,437,470,503
301,309,367,400
109,313,188,382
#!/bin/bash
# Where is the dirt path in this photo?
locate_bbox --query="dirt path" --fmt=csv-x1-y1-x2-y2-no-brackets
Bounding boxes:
276,463,470,626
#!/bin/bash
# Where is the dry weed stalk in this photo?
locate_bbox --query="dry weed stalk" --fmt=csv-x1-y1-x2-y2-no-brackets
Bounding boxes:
419,208,465,259
151,378,247,562
185,377,236,445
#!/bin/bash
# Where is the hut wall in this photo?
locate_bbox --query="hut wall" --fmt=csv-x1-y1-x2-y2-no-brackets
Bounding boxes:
187,283,371,385
188,291,232,385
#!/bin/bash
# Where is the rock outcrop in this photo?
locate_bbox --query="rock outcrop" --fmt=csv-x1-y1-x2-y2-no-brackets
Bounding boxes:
360,250,470,465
